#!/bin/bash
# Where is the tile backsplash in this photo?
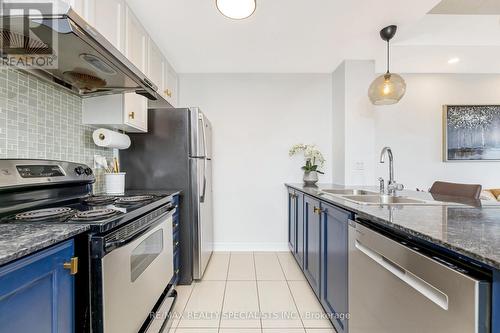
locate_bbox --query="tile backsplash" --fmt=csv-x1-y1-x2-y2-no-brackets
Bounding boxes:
0,68,114,166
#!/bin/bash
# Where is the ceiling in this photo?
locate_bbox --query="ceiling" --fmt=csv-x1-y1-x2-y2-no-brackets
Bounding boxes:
429,0,500,14
127,0,500,74
127,0,440,73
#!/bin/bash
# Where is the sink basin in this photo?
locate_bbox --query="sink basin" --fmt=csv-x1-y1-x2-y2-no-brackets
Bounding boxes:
322,189,378,196
342,195,428,205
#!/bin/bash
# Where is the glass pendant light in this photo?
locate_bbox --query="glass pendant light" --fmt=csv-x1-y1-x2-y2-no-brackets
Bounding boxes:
368,25,406,105
216,0,256,20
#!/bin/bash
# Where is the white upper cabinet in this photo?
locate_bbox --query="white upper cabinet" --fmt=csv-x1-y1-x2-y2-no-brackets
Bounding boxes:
125,5,148,73
80,0,180,132
147,40,165,92
82,93,148,133
63,0,96,25
94,0,125,53
123,93,148,132
164,61,178,107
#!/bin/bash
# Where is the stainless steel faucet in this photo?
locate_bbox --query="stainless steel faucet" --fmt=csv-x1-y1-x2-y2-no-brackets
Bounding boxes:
379,147,404,196
378,177,385,195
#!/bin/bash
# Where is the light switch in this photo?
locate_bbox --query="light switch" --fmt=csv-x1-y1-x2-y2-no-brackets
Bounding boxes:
354,161,365,171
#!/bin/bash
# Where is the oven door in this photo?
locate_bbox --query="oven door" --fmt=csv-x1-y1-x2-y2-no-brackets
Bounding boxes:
101,211,174,333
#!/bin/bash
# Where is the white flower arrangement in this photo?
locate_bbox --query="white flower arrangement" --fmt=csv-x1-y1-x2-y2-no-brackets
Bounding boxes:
289,144,325,174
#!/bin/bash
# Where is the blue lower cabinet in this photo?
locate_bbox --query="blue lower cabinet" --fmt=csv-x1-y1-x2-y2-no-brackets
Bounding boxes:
304,195,322,297
170,198,181,285
295,191,304,268
288,188,298,254
288,189,305,268
493,270,500,333
320,202,351,333
0,240,76,333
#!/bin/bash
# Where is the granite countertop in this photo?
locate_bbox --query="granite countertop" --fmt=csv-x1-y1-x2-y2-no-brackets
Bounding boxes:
286,183,500,270
0,224,90,266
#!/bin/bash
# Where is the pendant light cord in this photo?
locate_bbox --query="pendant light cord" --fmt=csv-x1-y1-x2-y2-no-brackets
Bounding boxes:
386,40,390,74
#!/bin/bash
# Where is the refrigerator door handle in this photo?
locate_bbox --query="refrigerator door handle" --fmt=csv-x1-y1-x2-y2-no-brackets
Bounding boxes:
200,113,208,202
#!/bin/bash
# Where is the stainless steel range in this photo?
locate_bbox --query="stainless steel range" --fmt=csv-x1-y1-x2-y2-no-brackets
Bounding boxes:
0,159,178,333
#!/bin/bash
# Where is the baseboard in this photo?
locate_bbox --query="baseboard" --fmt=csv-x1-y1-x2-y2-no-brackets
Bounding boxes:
213,242,289,252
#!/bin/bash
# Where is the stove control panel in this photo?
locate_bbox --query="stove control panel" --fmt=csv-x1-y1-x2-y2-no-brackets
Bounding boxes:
17,165,65,178
0,160,95,188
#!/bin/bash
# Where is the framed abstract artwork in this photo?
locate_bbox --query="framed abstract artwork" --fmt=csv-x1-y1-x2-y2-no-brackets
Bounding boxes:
443,105,500,161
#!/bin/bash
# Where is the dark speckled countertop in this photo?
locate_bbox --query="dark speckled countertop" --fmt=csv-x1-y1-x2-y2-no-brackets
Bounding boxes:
0,224,90,266
287,183,500,270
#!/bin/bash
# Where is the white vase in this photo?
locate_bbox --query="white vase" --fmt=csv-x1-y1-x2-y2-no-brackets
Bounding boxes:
303,171,319,186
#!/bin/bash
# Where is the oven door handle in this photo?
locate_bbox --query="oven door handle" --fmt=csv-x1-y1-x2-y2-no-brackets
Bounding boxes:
104,208,175,252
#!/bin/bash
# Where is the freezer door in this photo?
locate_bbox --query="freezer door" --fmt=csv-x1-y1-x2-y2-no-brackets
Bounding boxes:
189,108,212,159
191,158,214,279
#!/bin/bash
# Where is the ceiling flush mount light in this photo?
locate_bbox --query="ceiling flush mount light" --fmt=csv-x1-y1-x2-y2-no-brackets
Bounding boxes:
368,25,406,105
448,57,460,64
216,0,256,20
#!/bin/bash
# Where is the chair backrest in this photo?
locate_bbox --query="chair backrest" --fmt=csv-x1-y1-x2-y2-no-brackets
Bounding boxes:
429,181,482,199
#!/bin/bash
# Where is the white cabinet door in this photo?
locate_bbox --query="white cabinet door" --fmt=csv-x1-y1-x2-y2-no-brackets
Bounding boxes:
148,40,165,92
125,4,148,73
123,93,148,132
94,0,125,53
64,0,96,25
164,62,178,107
82,93,148,133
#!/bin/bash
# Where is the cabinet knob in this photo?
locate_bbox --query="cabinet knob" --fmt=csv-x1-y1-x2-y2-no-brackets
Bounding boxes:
128,111,135,119
165,89,172,98
63,257,79,275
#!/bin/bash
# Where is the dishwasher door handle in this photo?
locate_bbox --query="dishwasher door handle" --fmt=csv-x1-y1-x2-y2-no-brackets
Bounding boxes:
355,240,449,310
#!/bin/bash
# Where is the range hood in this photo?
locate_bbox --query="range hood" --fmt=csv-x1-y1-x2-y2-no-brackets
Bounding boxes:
0,1,158,100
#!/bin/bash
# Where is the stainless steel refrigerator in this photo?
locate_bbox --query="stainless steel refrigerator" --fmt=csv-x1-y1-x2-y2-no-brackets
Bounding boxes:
121,107,214,284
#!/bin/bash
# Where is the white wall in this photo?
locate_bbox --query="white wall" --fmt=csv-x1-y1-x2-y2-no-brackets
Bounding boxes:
332,62,346,184
374,73,500,190
344,61,376,185
332,60,376,186
180,74,333,251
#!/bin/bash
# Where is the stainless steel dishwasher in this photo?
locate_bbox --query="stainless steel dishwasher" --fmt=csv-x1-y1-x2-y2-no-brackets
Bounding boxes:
348,220,491,333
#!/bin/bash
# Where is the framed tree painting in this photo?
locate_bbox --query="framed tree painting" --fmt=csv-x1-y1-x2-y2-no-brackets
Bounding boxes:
443,105,500,161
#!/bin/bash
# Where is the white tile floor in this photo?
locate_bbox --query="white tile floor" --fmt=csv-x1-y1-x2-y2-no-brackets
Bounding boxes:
170,252,336,333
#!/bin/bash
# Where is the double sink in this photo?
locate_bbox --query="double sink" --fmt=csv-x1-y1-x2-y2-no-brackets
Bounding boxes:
321,189,435,206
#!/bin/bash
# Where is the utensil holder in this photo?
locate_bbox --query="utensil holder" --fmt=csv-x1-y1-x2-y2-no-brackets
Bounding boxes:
104,173,126,195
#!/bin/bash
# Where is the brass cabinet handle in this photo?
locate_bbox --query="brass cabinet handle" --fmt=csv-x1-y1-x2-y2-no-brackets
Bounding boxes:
164,89,172,98
174,241,179,247
128,111,135,119
63,257,78,275
313,206,323,215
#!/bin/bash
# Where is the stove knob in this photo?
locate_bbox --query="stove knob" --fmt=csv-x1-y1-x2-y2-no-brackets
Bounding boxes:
75,166,85,175
84,167,93,176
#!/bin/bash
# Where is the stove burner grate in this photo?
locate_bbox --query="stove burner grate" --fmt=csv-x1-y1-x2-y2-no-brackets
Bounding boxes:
115,195,155,205
14,207,76,222
73,208,121,221
83,196,117,206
